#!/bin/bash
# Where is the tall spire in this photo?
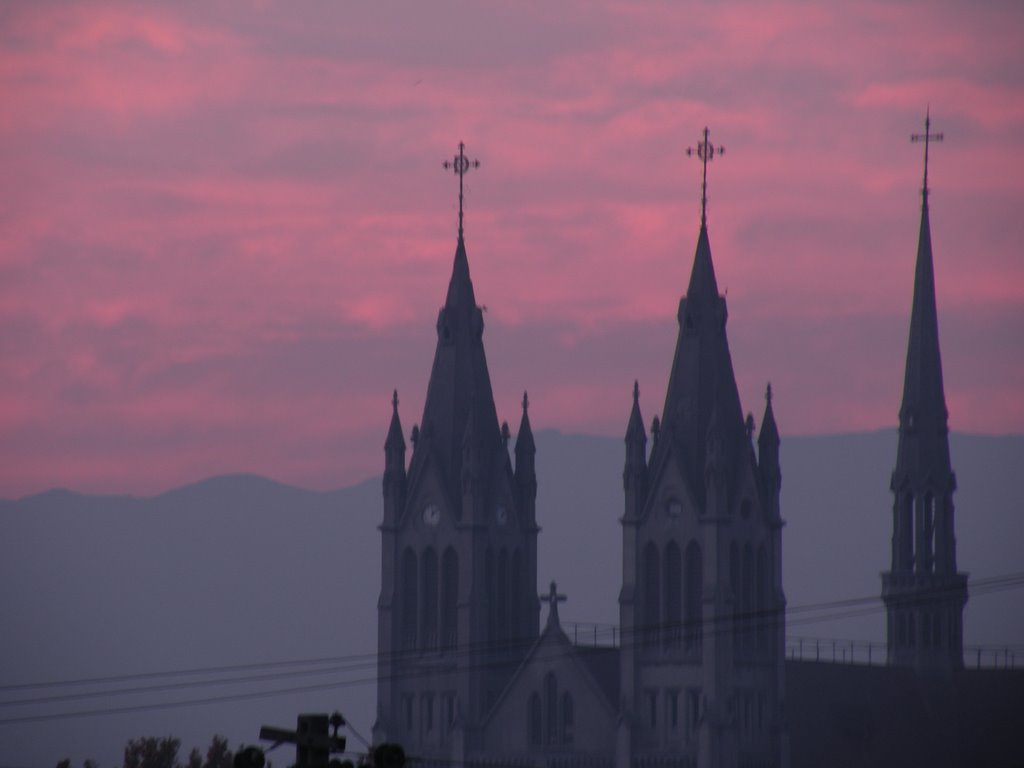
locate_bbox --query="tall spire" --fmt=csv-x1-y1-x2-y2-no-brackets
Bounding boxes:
895,112,952,486
659,130,746,508
414,145,500,515
883,111,965,673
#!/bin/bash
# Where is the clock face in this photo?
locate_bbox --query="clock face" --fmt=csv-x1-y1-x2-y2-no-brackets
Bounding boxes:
423,504,441,527
666,498,682,518
495,505,508,526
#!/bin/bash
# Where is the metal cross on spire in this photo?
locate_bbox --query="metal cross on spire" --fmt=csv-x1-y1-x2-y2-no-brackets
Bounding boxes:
442,141,481,239
911,108,943,205
686,126,725,227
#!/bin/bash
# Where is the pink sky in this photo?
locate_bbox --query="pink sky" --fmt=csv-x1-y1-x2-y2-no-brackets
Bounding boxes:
1,1,1022,497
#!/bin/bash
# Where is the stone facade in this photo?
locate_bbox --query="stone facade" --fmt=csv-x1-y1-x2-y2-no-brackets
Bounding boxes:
375,204,787,768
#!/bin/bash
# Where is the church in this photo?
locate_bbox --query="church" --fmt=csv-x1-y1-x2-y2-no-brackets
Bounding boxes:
371,125,1022,768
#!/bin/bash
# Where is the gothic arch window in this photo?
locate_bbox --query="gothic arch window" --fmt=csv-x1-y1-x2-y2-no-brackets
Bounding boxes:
497,548,509,642
509,548,520,643
544,672,558,745
485,546,495,643
664,540,682,648
684,541,703,653
511,548,523,641
441,547,458,651
528,692,542,746
561,691,575,745
924,492,935,572
757,545,768,657
643,542,661,648
401,548,418,649
742,543,754,652
901,492,915,570
421,547,438,650
730,540,740,655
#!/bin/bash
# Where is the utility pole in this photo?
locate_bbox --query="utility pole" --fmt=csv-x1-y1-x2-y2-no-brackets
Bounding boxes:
258,712,347,768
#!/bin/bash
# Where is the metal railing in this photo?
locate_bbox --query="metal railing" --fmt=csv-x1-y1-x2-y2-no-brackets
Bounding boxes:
785,636,1020,669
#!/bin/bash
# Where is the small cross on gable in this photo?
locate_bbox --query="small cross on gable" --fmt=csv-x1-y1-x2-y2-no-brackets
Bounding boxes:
540,580,567,629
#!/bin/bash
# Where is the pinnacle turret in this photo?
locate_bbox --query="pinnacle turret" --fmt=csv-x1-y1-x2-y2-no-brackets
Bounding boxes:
515,391,537,524
384,389,406,499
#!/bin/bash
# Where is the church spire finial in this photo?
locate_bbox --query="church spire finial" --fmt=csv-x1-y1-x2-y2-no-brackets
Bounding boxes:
911,108,943,207
686,126,725,227
443,141,481,240
392,388,399,413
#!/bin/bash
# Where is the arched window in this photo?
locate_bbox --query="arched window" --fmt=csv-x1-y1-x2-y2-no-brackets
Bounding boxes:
730,541,739,655
497,549,509,642
511,548,523,642
896,612,906,647
485,546,495,643
401,548,418,649
561,691,575,745
664,541,682,648
544,672,558,744
421,548,438,649
528,693,542,746
742,543,753,652
643,542,661,648
923,492,935,572
684,541,703,653
757,545,769,657
901,493,914,570
441,548,458,651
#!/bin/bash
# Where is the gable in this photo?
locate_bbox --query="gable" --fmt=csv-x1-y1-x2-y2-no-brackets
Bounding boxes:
481,625,617,757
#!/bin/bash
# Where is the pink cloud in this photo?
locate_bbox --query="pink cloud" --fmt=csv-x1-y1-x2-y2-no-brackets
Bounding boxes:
1,0,1022,497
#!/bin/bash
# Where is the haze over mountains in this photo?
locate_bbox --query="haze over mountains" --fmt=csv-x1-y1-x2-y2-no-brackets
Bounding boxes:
2,429,1021,767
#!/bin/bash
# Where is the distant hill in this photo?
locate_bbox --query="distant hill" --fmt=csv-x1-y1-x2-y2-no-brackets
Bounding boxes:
1,431,1021,767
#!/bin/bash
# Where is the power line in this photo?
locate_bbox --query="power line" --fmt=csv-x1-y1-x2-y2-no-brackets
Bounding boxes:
2,571,1021,726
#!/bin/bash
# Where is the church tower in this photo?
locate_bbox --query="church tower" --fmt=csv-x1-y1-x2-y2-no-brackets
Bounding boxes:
618,130,786,768
374,144,540,760
881,113,967,672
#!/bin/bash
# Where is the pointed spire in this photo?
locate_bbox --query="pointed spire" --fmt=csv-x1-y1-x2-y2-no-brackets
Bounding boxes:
416,165,501,513
515,390,536,455
384,389,407,500
661,204,744,509
515,390,537,513
686,222,722,309
758,383,779,451
626,380,647,454
624,381,649,501
757,383,781,522
895,113,952,488
882,117,966,673
444,235,478,315
385,389,405,452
